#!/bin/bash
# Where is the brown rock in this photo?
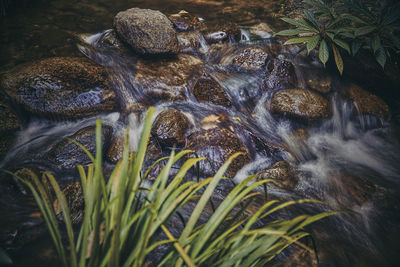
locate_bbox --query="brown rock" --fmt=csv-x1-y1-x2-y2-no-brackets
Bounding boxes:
193,74,232,107
258,161,298,190
271,89,332,120
1,57,117,119
203,22,241,43
177,31,204,52
169,10,203,32
232,47,268,71
53,182,84,224
134,54,203,101
262,58,297,90
186,127,250,178
340,83,389,117
106,135,124,163
0,94,20,132
152,109,190,147
303,68,332,93
114,8,179,54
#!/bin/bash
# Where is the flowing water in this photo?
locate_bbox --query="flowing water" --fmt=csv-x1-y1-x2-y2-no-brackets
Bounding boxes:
1,0,400,266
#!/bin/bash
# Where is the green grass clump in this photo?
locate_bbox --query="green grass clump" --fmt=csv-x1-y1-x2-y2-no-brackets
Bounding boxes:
12,106,336,267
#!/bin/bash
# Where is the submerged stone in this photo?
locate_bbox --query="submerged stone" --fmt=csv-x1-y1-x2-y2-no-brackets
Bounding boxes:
186,127,250,178
193,74,232,107
151,109,190,148
270,89,331,120
114,8,179,54
134,54,203,102
1,57,117,119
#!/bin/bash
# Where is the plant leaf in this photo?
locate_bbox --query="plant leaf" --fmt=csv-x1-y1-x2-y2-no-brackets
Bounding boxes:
375,47,387,68
284,37,312,45
275,29,310,36
332,43,344,75
333,39,351,54
307,35,320,53
319,40,329,66
355,26,376,36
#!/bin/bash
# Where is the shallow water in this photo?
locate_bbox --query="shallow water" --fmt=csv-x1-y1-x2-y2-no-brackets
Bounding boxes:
1,0,400,266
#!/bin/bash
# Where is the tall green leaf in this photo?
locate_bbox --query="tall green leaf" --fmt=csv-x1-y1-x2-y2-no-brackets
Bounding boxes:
319,40,329,66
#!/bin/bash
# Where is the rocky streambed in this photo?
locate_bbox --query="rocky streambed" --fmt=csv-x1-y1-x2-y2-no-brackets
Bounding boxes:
1,2,400,266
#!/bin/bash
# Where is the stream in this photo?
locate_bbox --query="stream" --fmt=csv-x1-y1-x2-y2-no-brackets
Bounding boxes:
1,0,400,266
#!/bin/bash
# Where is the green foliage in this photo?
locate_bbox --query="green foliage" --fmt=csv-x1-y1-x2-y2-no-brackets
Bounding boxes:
10,107,336,267
276,0,400,74
0,247,12,265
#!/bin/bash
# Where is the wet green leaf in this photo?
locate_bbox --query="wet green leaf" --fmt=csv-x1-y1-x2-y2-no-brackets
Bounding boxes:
319,40,329,66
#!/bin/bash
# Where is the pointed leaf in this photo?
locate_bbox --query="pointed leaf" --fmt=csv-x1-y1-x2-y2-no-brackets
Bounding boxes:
319,40,329,66
307,35,320,53
332,43,344,75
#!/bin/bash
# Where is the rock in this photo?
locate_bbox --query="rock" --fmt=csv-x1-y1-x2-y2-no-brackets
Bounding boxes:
177,31,204,52
232,47,268,71
1,57,117,119
338,173,376,207
303,67,332,93
249,22,273,39
53,182,84,224
262,58,297,90
340,83,389,117
0,135,14,158
114,8,179,54
0,94,20,132
152,109,190,147
281,246,318,267
193,74,232,107
169,10,203,32
258,161,298,190
49,126,112,170
106,135,124,163
186,127,250,178
203,22,241,43
134,54,203,102
270,89,331,120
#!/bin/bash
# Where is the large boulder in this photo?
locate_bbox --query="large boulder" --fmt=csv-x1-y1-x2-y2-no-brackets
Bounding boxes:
114,8,179,54
186,127,250,178
340,83,389,117
270,89,331,120
193,74,232,107
232,47,268,71
1,57,117,119
262,58,297,90
48,125,112,170
151,109,190,148
134,54,203,102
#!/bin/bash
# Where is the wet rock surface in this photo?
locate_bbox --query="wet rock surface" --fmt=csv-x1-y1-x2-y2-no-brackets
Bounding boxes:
258,161,298,190
232,47,268,71
151,109,190,147
134,54,203,102
48,125,112,170
270,89,331,120
203,22,241,43
303,67,332,94
53,182,84,224
262,58,297,90
193,74,232,107
114,8,179,54
0,94,20,132
186,127,251,178
340,83,389,117
169,10,203,32
1,57,117,119
177,31,204,52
